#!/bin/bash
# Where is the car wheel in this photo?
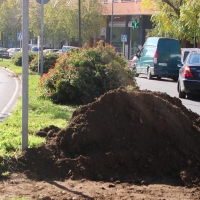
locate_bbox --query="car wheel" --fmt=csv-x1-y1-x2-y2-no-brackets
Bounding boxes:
178,83,186,98
157,76,161,80
173,77,178,82
147,68,152,80
135,73,139,77
134,65,139,77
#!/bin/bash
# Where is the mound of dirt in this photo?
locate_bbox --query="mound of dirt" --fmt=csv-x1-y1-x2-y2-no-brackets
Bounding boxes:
17,87,200,186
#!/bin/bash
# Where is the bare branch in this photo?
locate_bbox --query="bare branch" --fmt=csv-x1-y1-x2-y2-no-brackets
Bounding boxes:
162,0,180,16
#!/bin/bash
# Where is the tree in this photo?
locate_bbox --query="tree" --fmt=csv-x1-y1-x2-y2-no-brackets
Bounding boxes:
32,0,106,47
179,0,200,44
0,0,106,48
141,0,200,45
0,0,22,47
43,0,69,46
29,1,41,40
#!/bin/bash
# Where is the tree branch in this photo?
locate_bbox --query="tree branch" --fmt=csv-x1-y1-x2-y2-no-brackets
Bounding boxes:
162,0,180,16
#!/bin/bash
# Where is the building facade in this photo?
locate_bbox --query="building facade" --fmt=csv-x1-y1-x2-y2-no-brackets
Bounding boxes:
101,0,154,59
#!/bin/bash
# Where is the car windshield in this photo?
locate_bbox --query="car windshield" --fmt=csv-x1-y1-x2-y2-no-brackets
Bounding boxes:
189,55,200,64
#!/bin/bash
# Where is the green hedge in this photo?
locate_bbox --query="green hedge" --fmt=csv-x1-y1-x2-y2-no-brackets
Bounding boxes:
38,41,136,105
11,52,37,66
29,53,59,74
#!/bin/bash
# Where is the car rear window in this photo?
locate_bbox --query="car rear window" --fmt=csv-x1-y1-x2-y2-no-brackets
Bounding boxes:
188,55,200,64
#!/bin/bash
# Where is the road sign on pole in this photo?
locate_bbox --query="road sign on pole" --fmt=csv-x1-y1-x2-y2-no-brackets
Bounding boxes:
121,35,127,43
17,33,22,41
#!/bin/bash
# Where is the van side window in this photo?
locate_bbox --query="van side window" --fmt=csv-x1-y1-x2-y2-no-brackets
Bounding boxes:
141,46,155,57
145,46,155,57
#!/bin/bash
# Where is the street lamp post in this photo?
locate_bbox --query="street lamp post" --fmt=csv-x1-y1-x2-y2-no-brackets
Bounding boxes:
36,0,50,76
40,0,44,76
110,0,114,45
78,0,81,47
22,0,29,151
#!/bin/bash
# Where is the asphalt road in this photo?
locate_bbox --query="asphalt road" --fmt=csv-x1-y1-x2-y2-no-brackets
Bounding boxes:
0,67,21,122
136,74,200,116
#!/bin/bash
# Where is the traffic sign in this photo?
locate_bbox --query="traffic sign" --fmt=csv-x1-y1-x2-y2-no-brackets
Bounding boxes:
17,33,22,41
121,35,127,43
36,0,50,4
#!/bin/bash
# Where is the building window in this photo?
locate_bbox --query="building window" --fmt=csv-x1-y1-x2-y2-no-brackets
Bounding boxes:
104,0,108,3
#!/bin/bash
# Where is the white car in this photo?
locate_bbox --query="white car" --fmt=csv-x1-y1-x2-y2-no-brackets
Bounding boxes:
181,48,200,64
43,49,59,54
8,48,21,57
61,46,79,54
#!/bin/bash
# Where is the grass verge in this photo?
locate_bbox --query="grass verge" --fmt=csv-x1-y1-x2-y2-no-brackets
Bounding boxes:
0,59,77,157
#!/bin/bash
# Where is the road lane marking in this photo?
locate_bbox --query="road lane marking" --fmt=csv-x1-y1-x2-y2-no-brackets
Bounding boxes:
0,75,20,122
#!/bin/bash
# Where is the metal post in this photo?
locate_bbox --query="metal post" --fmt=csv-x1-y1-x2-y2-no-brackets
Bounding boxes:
40,0,44,76
78,0,81,47
123,42,125,56
38,35,40,74
22,0,29,151
110,0,114,45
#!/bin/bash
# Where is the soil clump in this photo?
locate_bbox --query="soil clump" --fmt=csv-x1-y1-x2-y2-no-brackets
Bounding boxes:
12,87,200,187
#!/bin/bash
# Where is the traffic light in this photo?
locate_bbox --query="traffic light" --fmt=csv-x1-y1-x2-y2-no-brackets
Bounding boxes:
132,20,139,29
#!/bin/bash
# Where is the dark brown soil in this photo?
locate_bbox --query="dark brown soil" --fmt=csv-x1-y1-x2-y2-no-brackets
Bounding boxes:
1,87,200,199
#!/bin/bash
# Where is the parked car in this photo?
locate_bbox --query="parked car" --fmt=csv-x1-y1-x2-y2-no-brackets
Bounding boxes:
181,48,200,64
8,48,21,57
55,49,62,54
177,52,200,98
7,48,15,53
43,49,59,54
61,45,79,54
0,48,9,59
30,46,39,53
133,37,181,81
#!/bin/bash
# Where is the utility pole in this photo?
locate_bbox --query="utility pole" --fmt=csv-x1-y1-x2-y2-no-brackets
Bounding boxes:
40,0,44,76
78,0,81,47
36,0,50,76
110,0,114,45
22,0,29,151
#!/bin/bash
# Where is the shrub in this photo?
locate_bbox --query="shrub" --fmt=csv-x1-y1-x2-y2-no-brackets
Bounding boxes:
39,41,136,105
11,52,37,66
29,53,59,74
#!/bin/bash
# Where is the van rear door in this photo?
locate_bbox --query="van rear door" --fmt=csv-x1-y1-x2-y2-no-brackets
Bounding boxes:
168,39,181,76
157,38,180,77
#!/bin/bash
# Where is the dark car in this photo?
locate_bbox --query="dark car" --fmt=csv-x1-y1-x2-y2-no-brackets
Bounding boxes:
177,52,200,98
0,48,9,59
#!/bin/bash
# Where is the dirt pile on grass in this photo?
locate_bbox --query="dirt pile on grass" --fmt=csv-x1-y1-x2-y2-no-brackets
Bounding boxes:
18,87,200,186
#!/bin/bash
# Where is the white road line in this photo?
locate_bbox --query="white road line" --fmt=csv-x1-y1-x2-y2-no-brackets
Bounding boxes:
0,76,19,116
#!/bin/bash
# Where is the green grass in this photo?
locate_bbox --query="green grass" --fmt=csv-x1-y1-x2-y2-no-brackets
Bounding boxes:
0,59,77,157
